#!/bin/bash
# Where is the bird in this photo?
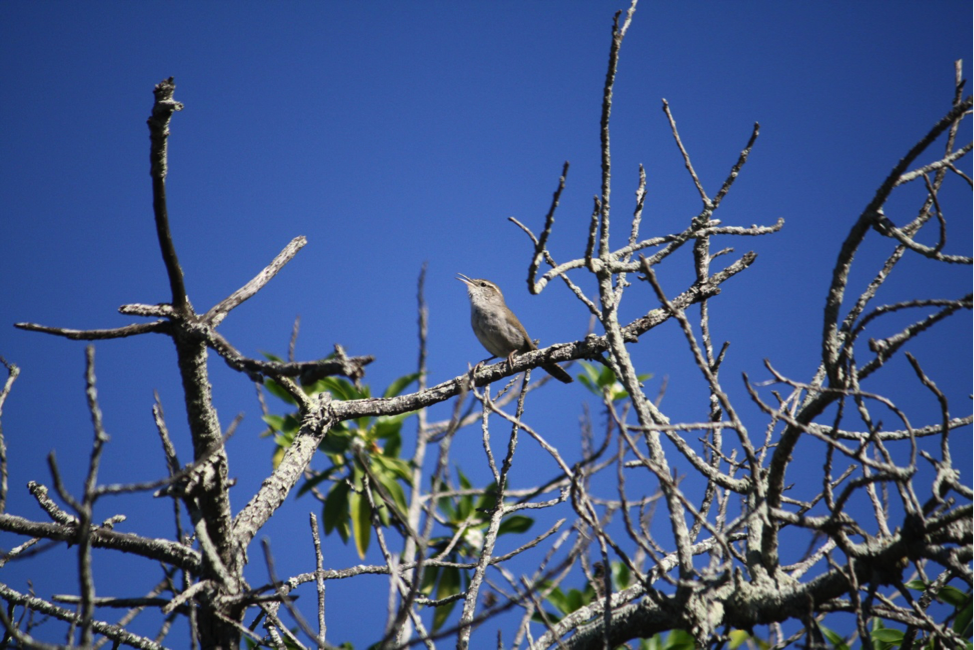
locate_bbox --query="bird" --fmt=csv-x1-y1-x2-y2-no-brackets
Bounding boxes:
457,274,573,383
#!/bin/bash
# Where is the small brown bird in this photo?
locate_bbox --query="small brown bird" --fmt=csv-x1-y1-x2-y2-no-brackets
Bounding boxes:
457,274,573,383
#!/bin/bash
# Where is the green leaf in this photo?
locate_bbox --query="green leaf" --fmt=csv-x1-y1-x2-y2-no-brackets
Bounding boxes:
374,468,409,516
545,587,571,616
309,376,364,401
870,621,902,650
350,488,371,559
953,598,972,636
282,414,301,433
564,588,587,613
497,515,533,536
642,635,662,650
432,566,461,632
323,482,351,543
577,361,654,402
382,429,402,459
455,496,474,521
318,427,353,455
260,351,285,362
273,432,294,450
271,445,286,470
474,482,499,512
818,624,850,650
871,629,904,644
663,629,696,650
728,629,750,649
382,372,419,398
372,454,412,482
577,362,603,396
455,469,475,520
612,561,631,590
437,492,457,521
419,565,439,596
938,585,969,608
905,579,927,591
296,467,337,497
265,379,297,405
264,414,301,437
373,413,409,440
374,492,392,527
577,373,597,394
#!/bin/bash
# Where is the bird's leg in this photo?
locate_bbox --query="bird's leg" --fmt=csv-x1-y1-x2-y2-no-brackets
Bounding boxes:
471,360,487,383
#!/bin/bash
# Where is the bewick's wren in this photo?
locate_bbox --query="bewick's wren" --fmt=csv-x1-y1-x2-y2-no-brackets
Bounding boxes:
457,274,573,384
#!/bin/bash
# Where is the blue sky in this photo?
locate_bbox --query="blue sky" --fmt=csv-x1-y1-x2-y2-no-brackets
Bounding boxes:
1,2,971,647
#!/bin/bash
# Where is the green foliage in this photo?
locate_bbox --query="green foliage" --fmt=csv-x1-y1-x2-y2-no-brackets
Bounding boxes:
727,629,765,650
905,580,973,645
869,620,904,650
576,361,652,402
260,357,538,628
421,561,462,633
818,624,851,650
817,582,973,650
533,561,633,624
533,562,770,650
650,629,697,650
419,468,534,631
540,583,595,621
260,356,418,559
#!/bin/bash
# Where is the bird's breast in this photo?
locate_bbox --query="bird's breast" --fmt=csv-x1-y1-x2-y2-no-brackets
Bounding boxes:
470,304,527,357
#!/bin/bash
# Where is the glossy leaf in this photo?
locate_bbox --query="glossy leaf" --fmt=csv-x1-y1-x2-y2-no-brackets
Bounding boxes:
374,468,409,516
318,427,353,456
372,454,412,482
474,483,499,512
296,467,338,497
419,564,438,596
576,361,652,402
271,445,286,471
350,488,371,559
497,514,533,536
373,413,408,439
954,596,972,636
264,378,296,405
382,372,419,398
871,628,904,645
663,629,696,650
382,428,402,459
323,482,351,543
819,624,850,650
728,630,750,649
432,566,461,632
612,561,632,590
938,585,969,608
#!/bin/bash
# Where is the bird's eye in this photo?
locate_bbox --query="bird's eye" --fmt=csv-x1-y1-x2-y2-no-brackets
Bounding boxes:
480,282,488,287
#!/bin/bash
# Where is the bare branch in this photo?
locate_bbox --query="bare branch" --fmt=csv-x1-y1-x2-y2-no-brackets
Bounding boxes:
0,357,19,514
147,77,189,312
205,236,308,327
14,320,169,340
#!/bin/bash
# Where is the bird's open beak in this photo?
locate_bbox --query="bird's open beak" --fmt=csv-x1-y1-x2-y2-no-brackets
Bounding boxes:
456,273,474,286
